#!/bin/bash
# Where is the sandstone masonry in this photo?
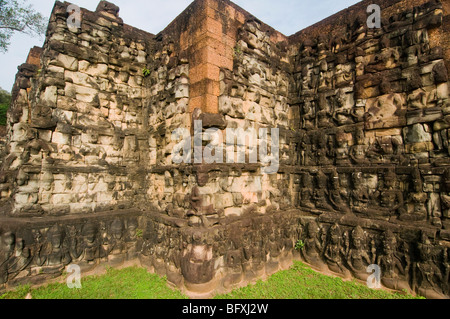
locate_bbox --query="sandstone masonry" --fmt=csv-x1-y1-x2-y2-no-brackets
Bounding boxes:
0,0,449,298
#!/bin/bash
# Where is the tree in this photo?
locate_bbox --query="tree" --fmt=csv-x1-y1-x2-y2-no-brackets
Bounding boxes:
0,87,10,126
0,0,47,53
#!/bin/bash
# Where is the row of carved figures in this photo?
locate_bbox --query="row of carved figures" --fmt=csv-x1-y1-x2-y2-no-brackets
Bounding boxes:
295,127,442,167
300,221,450,299
297,168,450,227
0,217,141,285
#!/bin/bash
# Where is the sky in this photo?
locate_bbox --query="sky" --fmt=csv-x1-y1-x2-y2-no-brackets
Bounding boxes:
0,0,361,92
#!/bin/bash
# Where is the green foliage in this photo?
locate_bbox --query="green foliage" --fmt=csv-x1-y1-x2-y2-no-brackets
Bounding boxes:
142,68,151,78
233,45,243,58
136,229,144,238
295,240,305,251
0,0,47,52
0,87,10,126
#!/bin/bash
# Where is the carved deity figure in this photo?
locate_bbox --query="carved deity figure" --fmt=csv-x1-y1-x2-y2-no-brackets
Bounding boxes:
317,94,333,128
440,168,450,224
125,218,140,260
370,170,406,218
329,170,351,214
376,230,409,292
400,169,427,222
99,221,110,260
346,226,372,281
314,171,333,211
180,231,215,285
301,100,316,130
323,224,348,276
349,128,368,164
415,232,446,299
46,225,71,267
0,232,15,284
333,89,353,125
300,221,326,270
187,186,213,227
316,134,332,166
32,230,45,266
66,225,82,261
350,172,370,214
81,223,99,263
109,219,125,257
299,172,315,209
335,130,350,165
8,238,32,276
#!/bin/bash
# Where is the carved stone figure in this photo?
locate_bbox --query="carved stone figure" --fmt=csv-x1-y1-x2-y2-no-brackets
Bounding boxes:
315,134,328,166
415,232,446,299
8,238,32,276
333,89,354,125
299,172,315,209
125,218,140,260
350,172,370,213
81,223,99,263
349,128,368,164
323,224,349,276
346,226,372,281
32,230,45,267
0,232,15,284
45,224,71,267
376,230,409,292
440,168,450,224
335,130,350,165
369,170,406,218
329,170,351,214
400,169,427,222
180,231,215,286
301,100,316,130
108,219,126,265
317,94,333,128
314,171,333,211
300,221,326,270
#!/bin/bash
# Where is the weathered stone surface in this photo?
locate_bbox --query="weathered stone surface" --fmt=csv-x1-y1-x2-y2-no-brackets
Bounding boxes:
0,0,449,299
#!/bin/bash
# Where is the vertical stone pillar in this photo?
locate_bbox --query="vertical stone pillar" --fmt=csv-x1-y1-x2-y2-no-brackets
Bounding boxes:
184,0,245,114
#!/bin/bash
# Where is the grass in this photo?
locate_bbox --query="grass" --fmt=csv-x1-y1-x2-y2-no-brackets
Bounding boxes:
1,262,423,299
215,262,422,299
1,267,188,299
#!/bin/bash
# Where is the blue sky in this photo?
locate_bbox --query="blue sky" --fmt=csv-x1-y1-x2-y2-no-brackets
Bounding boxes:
0,0,361,91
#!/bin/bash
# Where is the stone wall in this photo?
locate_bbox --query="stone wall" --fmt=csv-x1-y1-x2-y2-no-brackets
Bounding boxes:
288,0,450,299
0,0,449,299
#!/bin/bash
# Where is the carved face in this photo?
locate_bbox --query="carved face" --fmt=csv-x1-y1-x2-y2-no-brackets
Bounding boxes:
307,222,318,238
16,239,24,252
111,220,123,240
413,178,422,192
49,233,62,249
2,233,15,253
355,129,364,145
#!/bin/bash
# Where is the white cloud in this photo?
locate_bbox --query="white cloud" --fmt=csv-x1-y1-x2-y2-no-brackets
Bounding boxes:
0,0,360,91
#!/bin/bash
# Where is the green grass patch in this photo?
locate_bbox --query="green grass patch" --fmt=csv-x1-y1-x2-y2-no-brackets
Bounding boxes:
215,262,423,300
1,262,423,299
1,266,188,299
